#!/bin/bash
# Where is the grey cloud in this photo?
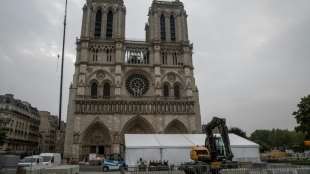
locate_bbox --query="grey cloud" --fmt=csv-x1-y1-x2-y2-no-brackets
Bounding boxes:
1,0,310,134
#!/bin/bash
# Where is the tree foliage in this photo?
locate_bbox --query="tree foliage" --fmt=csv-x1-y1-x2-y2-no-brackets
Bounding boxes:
293,95,310,139
229,127,247,139
250,129,305,152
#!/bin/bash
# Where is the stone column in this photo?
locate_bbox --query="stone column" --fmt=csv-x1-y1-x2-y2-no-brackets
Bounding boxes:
121,8,126,39
181,14,189,42
99,10,105,39
184,14,189,41
116,9,122,39
64,86,78,161
115,42,123,97
153,44,161,65
176,14,182,42
149,14,154,41
81,5,87,37
183,46,191,67
90,8,96,39
112,9,117,39
111,132,120,154
154,13,159,41
102,11,107,40
153,44,162,96
85,6,92,37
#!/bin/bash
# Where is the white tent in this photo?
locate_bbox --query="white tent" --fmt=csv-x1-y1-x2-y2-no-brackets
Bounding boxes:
125,134,260,166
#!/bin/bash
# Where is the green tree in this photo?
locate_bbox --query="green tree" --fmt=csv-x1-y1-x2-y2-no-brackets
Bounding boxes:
293,95,310,139
250,130,272,152
250,129,305,152
229,127,247,139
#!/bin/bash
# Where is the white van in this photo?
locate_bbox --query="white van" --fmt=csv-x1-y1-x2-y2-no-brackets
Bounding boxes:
40,153,61,166
18,155,44,168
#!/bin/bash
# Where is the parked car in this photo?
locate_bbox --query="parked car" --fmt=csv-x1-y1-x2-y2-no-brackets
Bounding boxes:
40,153,62,166
17,155,44,168
102,154,127,172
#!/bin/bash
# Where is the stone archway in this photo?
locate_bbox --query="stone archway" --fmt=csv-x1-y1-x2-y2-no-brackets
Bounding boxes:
81,121,112,160
164,119,188,134
119,116,155,154
121,116,155,134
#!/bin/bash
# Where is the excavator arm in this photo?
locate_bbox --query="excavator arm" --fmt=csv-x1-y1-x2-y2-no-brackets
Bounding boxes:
204,117,233,162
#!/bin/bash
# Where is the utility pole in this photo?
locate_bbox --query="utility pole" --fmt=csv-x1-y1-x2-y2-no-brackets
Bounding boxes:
59,0,68,130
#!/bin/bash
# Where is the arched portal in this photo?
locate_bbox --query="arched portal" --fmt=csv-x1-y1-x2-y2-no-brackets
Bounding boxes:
122,116,155,134
81,121,112,160
164,119,188,134
120,116,155,155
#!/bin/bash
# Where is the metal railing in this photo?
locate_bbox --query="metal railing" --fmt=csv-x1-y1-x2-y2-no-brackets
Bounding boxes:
221,168,310,174
127,165,310,174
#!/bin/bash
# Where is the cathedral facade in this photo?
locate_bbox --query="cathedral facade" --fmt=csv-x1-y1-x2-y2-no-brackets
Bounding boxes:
64,0,201,161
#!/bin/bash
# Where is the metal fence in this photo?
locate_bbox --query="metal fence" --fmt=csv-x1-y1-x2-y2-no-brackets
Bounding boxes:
221,168,310,174
127,165,310,174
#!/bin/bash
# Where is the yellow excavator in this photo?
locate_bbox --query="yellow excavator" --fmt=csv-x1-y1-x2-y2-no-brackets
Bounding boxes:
182,117,237,174
304,140,310,147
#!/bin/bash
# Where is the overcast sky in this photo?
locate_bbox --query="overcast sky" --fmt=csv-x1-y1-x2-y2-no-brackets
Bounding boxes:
1,0,310,134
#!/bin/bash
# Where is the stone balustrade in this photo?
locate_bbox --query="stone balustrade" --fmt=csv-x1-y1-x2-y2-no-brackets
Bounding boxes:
75,99,195,115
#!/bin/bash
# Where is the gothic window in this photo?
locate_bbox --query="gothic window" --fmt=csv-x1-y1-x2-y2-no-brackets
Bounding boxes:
106,49,112,62
94,9,102,38
106,11,113,39
174,83,180,99
170,15,176,41
125,48,149,65
162,52,168,65
91,81,98,98
172,52,178,65
126,74,149,97
160,14,166,41
93,49,98,62
103,83,111,97
163,83,170,97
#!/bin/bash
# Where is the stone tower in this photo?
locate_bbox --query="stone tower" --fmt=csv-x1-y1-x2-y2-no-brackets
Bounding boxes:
64,0,201,161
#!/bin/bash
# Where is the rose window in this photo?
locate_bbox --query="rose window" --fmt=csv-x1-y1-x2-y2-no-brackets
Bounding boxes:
126,74,149,96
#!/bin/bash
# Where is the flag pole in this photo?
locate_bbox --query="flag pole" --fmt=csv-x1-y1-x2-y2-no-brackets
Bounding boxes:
59,0,68,130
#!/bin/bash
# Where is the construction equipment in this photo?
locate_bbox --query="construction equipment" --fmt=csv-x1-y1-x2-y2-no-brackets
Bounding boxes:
268,150,288,161
183,117,237,174
203,117,234,163
304,141,310,147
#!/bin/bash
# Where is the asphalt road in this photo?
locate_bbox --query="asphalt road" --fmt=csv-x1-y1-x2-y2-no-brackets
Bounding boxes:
0,168,16,174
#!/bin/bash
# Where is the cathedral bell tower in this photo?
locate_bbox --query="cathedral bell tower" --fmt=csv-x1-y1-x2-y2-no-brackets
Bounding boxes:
81,0,126,40
146,0,189,43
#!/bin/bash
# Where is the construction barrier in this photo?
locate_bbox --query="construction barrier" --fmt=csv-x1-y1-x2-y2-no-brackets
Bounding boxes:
16,165,79,174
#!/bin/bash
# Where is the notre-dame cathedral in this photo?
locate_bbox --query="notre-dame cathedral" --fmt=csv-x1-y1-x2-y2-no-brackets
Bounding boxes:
64,0,201,161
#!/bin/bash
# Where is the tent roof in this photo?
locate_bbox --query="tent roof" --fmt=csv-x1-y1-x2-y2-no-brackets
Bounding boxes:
125,134,259,148
228,134,258,147
156,134,193,147
124,134,161,148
